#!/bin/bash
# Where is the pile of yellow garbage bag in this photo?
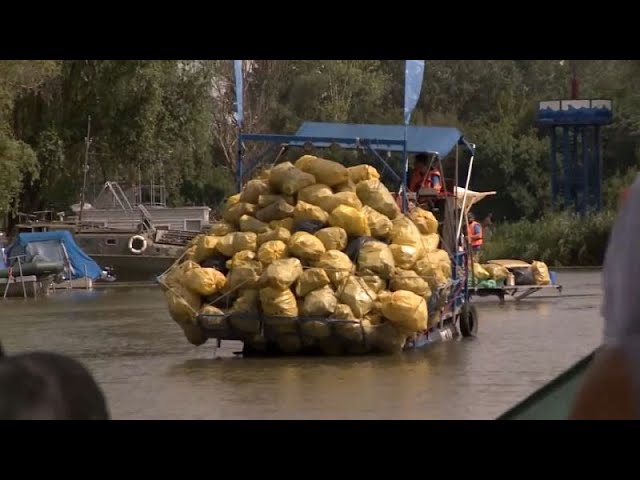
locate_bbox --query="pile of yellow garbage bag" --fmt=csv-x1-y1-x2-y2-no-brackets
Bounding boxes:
161,155,453,355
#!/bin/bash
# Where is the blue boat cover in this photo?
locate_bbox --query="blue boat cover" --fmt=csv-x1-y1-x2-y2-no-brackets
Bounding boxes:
6,231,103,280
292,122,475,158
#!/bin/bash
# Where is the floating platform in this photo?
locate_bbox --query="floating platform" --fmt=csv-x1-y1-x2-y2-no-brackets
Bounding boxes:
471,284,563,303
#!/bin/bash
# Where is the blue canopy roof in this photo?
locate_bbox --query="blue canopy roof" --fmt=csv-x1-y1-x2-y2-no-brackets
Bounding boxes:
241,121,475,158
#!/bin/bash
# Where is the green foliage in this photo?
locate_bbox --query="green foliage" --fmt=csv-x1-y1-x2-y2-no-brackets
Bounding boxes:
481,210,617,266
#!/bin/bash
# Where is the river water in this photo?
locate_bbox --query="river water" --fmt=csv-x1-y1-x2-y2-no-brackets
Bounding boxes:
0,270,604,420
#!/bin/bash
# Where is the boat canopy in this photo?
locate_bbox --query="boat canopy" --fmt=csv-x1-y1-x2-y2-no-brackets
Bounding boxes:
242,121,475,158
5,231,103,280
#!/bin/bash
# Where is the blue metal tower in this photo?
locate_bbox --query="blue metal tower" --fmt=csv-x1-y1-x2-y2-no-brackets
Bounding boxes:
536,98,613,214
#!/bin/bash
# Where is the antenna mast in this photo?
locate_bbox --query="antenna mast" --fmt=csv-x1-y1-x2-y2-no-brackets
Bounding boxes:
78,115,92,226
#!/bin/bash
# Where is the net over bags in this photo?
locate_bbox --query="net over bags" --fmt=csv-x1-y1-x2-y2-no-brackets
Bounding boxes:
328,205,371,237
226,259,263,291
239,215,270,234
302,285,338,316
409,208,439,235
239,179,271,204
413,256,449,290
262,258,304,290
378,290,428,333
355,179,400,220
294,155,349,187
257,240,289,266
269,161,316,195
315,250,354,287
260,287,299,317
289,231,326,262
315,227,348,252
184,266,227,296
361,275,386,293
531,261,551,285
362,206,393,239
390,215,424,251
295,268,331,297
348,164,380,184
337,276,377,318
357,241,396,279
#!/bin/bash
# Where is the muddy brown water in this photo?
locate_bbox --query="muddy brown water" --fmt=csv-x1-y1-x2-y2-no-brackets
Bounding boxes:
0,271,603,419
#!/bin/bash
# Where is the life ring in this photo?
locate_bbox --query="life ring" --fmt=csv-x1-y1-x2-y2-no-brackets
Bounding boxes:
128,235,148,255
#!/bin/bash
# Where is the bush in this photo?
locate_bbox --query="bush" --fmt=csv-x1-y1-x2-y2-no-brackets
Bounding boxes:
481,210,617,267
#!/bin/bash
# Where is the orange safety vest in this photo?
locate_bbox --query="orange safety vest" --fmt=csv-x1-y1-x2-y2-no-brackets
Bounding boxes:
467,221,483,247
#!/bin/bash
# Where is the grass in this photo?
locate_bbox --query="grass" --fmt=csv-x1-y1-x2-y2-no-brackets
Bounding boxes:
480,210,617,267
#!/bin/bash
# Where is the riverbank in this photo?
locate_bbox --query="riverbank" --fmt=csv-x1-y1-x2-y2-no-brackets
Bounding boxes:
481,211,615,267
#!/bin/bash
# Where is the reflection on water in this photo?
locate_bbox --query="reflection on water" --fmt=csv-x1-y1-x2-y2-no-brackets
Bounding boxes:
0,272,603,419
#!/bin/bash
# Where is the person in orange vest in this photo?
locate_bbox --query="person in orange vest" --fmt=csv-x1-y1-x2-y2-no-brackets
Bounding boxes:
408,154,442,193
467,212,483,263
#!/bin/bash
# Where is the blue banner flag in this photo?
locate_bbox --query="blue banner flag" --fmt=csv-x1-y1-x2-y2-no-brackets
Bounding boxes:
234,60,244,127
403,60,425,126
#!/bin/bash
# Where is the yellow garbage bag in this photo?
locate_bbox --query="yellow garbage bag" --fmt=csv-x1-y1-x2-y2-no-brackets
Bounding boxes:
215,232,257,257
294,155,349,187
315,250,354,287
355,179,400,220
362,206,392,239
260,287,299,317
316,192,363,214
198,304,226,330
255,198,295,223
231,289,260,313
370,322,408,354
413,256,449,290
483,263,509,282
328,204,371,237
389,244,422,270
226,260,263,291
333,180,356,193
239,179,271,204
302,285,338,316
336,276,377,318
208,221,236,236
408,208,438,235
257,227,291,247
421,234,440,253
357,241,396,279
289,231,327,263
165,283,201,325
473,263,491,282
360,275,387,293
297,184,333,207
348,164,380,184
239,214,270,234
293,201,330,224
295,267,331,297
390,215,424,252
430,249,452,278
378,290,428,333
223,201,258,225
333,303,356,320
262,257,303,290
301,318,332,339
269,161,316,195
222,194,240,212
258,194,295,208
225,250,257,270
193,235,223,263
315,227,348,252
390,269,431,298
184,266,227,296
269,217,295,231
531,261,551,285
257,240,289,265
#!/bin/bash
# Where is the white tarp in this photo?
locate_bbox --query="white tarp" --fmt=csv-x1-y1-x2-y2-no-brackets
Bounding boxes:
452,187,496,213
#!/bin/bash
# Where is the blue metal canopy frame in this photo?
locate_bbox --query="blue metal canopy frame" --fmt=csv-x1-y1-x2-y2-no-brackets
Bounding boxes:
237,121,475,203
